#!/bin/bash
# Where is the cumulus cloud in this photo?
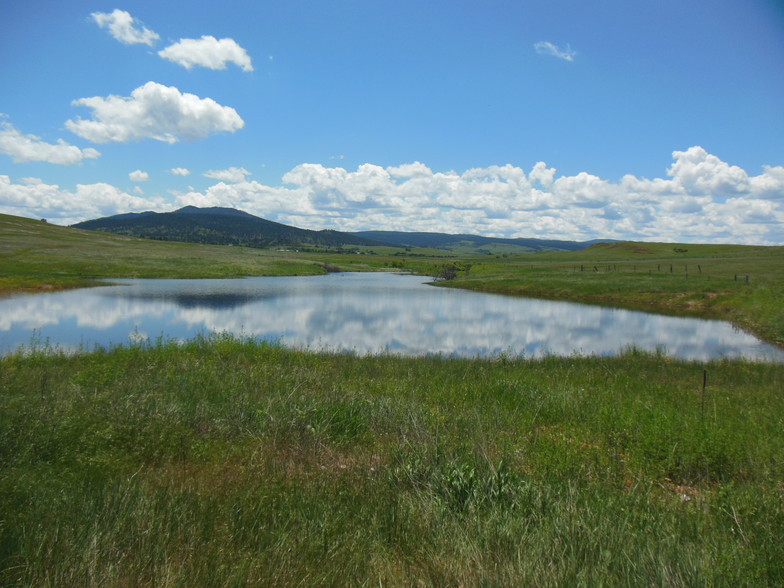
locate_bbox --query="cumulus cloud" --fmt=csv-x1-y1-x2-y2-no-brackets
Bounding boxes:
667,146,749,196
387,162,432,179
203,167,251,183
178,147,783,245
0,120,100,165
534,41,577,62
91,9,159,46
4,148,782,244
65,82,244,144
529,161,556,189
170,167,191,176
129,170,149,182
0,175,168,225
159,36,253,71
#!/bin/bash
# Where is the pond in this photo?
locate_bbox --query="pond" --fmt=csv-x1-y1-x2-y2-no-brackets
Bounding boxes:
1,272,782,361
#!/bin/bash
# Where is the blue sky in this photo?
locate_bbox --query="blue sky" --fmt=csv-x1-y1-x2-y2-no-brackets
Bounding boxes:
2,0,784,243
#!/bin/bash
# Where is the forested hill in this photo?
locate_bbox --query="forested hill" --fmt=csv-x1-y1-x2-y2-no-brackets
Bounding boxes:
350,230,609,253
73,206,607,252
72,206,385,249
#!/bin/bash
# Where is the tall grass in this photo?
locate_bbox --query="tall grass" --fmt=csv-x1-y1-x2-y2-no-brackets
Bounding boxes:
2,335,782,585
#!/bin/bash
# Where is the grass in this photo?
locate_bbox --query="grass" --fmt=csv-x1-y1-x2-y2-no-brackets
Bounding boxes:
2,216,784,584
1,335,783,585
0,215,379,294
436,241,784,346
4,215,783,347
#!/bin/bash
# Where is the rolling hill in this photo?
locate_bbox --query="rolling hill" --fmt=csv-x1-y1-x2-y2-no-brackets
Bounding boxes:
73,206,606,253
350,230,609,253
73,206,384,249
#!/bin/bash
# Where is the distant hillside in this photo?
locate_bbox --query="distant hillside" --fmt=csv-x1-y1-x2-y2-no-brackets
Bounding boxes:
73,206,384,249
73,206,609,253
351,230,609,253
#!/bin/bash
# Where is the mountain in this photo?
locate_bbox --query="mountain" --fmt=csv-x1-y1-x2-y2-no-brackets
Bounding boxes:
73,206,607,253
350,230,609,253
72,206,385,249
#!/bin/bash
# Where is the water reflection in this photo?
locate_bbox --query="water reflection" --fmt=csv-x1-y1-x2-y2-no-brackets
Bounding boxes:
1,272,782,362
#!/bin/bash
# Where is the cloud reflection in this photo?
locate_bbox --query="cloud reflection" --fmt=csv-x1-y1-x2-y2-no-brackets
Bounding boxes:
1,273,782,362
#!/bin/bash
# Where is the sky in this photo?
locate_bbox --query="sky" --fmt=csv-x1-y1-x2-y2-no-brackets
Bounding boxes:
1,0,784,244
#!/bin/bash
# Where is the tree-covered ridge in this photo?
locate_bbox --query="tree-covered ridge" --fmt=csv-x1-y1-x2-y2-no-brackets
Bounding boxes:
73,206,607,252
351,230,611,253
73,206,386,249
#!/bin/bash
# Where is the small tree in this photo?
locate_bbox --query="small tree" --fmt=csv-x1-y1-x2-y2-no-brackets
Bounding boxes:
437,264,459,281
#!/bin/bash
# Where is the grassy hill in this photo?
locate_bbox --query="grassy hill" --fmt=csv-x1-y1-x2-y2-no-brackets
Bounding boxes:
352,230,608,253
72,206,386,249
72,206,605,254
0,214,347,294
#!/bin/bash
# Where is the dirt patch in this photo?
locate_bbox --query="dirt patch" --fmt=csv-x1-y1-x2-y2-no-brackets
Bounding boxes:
661,478,704,502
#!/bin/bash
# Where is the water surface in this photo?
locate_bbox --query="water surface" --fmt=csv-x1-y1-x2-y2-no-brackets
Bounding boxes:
1,272,782,361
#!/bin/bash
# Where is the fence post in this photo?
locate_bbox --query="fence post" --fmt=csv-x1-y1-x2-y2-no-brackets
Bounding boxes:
701,370,707,418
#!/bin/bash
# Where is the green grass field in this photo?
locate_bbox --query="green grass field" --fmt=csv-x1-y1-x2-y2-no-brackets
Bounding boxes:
0,214,388,294
2,214,783,585
1,336,783,586
434,241,784,346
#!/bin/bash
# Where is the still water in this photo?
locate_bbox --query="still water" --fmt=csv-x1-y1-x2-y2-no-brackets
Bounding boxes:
1,272,782,361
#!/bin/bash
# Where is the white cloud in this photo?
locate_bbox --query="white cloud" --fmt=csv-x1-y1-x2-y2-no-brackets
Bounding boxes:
534,41,577,62
0,120,100,165
387,162,432,179
66,82,244,144
129,170,149,182
203,167,251,183
91,9,159,46
529,161,556,189
170,167,191,176
180,147,784,244
158,36,253,72
667,146,749,196
0,175,168,225
3,148,782,244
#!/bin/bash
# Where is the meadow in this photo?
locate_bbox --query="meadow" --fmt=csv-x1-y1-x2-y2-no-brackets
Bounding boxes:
431,241,784,346
0,214,381,294
2,336,783,586
1,214,783,585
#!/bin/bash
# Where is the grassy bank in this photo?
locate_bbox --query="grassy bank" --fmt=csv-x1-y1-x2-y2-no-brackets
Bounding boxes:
0,215,381,295
435,241,784,346
1,336,783,585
